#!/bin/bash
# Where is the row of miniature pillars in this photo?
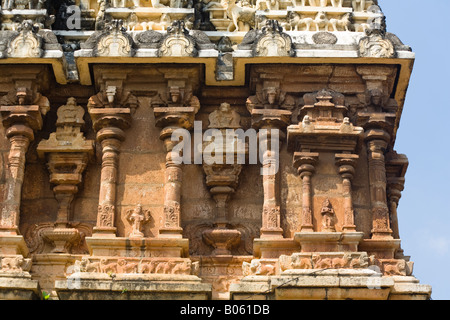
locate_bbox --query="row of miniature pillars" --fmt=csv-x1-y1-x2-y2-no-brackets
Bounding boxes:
0,111,393,241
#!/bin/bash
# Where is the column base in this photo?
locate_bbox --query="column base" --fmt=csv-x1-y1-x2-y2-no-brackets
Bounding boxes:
359,238,401,259
253,238,299,259
158,227,184,239
294,232,364,252
85,236,189,257
259,228,284,240
92,227,117,238
0,234,30,256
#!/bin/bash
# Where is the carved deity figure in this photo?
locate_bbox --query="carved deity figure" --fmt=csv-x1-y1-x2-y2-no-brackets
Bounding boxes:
321,198,336,232
126,204,151,238
208,102,241,129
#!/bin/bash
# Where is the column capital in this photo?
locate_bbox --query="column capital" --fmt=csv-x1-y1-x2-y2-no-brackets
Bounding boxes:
335,153,359,180
293,152,319,174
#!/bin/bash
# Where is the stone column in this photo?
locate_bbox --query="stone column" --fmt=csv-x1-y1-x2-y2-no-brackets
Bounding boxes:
0,105,43,235
335,153,359,232
387,178,404,241
365,129,393,239
89,108,131,237
248,106,292,239
154,106,198,239
385,151,408,258
159,127,186,238
152,74,200,239
293,152,319,233
259,126,284,239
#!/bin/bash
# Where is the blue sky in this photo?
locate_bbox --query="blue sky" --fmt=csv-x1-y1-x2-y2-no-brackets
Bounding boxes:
381,0,450,300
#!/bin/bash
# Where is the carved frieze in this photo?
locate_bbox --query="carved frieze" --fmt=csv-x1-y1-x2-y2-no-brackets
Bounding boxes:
0,255,32,273
279,252,371,272
67,257,199,276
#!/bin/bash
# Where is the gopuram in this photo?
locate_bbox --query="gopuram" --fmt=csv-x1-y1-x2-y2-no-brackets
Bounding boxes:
0,0,432,300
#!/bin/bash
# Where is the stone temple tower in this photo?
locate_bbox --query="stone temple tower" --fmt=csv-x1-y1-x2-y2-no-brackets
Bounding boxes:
0,0,431,300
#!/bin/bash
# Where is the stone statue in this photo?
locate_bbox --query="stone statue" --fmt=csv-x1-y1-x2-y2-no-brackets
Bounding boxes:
321,198,336,232
208,102,241,129
126,204,151,238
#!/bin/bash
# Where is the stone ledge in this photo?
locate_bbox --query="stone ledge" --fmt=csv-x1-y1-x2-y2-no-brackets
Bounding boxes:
388,276,432,300
0,275,41,300
230,269,398,300
55,273,212,300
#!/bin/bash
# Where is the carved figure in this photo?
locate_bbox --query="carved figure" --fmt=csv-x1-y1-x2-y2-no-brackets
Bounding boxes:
138,260,156,273
95,0,108,31
155,261,173,274
81,257,101,272
289,11,328,32
384,260,406,276
288,12,313,31
126,13,139,31
126,204,151,238
208,102,241,128
292,256,313,269
171,261,192,274
314,11,328,31
223,0,256,32
117,259,139,273
1,256,31,272
332,253,352,268
246,260,275,275
328,13,352,32
321,198,336,232
350,253,369,269
312,254,332,269
100,259,117,274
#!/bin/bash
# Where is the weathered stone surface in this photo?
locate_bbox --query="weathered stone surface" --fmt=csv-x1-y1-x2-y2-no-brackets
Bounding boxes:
0,0,430,301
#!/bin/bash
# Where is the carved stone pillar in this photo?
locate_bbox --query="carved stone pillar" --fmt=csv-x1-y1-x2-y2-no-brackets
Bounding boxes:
386,151,409,258
88,87,134,237
0,89,48,236
152,75,200,238
246,79,294,239
365,128,393,240
293,152,319,233
387,179,403,241
256,116,290,239
335,153,359,232
160,133,185,238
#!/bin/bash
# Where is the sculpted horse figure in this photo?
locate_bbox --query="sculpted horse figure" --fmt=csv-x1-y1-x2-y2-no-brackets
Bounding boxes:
222,0,256,32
